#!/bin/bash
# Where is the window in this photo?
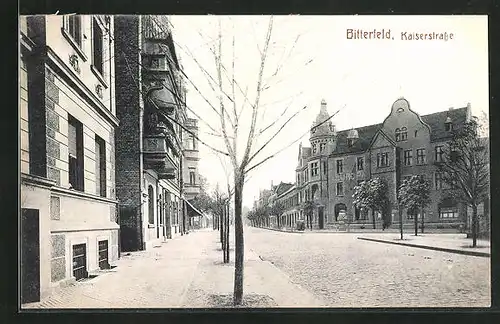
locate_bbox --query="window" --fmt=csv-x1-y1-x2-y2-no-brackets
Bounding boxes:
311,162,318,176
336,182,344,196
440,208,458,218
323,161,327,175
435,146,444,162
192,136,196,150
357,157,364,171
401,127,408,141
95,136,106,197
407,212,414,220
147,56,167,70
68,115,84,191
336,159,343,174
377,152,389,167
312,144,317,154
395,127,408,142
435,172,444,190
403,149,412,166
320,142,326,152
64,15,82,47
98,240,109,270
189,168,196,185
445,122,453,132
92,18,104,75
414,130,418,137
416,148,426,165
148,185,155,224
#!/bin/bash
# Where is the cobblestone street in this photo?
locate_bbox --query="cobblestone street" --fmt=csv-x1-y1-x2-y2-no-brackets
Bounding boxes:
246,227,491,308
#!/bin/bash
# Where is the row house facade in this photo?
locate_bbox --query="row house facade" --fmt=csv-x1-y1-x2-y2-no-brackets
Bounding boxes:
20,15,119,303
114,15,199,252
255,98,485,233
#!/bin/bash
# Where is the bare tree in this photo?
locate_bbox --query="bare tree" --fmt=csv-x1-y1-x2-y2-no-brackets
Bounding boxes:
157,16,343,305
436,117,489,247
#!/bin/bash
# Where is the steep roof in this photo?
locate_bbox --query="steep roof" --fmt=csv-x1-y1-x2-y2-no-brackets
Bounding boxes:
331,107,468,155
276,182,293,196
333,123,382,155
421,107,468,142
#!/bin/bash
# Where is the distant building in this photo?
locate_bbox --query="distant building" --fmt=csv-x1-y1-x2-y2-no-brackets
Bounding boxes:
20,15,119,303
254,98,483,232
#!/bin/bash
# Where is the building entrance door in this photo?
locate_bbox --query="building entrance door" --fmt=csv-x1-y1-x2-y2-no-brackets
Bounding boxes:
21,208,40,304
318,207,324,229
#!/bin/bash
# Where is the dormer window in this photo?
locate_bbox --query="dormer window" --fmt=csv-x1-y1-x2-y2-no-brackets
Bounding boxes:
395,127,407,142
445,117,453,131
320,143,326,152
397,107,404,113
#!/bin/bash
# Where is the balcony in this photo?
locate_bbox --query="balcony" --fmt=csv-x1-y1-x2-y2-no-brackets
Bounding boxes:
143,134,178,180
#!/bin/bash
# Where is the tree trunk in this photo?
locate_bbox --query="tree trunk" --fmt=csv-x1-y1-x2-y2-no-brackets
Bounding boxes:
225,202,230,263
421,205,425,234
233,175,244,306
472,204,478,248
399,207,403,240
414,210,418,236
372,208,376,229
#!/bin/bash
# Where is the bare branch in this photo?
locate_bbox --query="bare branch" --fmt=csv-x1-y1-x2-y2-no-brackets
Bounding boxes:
245,107,344,175
248,105,308,166
241,16,274,168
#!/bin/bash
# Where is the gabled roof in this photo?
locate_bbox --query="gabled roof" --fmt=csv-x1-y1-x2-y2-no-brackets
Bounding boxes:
275,182,293,196
421,107,468,142
330,106,469,155
332,123,381,155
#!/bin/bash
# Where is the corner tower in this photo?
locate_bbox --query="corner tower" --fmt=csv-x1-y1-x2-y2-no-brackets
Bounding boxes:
310,99,336,156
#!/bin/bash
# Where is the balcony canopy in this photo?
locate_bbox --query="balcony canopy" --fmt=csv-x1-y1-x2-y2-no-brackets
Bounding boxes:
184,198,203,217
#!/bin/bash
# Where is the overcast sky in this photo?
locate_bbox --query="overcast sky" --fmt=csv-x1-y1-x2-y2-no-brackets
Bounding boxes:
169,15,489,209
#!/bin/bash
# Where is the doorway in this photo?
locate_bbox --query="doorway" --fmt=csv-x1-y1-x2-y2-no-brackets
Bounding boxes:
21,208,40,304
318,207,324,229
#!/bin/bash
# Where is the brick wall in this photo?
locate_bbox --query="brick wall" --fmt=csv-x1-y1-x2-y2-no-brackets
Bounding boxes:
114,16,143,251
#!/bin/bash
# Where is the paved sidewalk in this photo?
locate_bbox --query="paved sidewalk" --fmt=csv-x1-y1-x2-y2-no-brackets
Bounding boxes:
181,230,325,307
22,228,324,309
357,233,490,257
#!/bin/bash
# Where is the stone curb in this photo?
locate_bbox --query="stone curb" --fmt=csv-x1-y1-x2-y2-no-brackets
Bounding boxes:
357,237,490,258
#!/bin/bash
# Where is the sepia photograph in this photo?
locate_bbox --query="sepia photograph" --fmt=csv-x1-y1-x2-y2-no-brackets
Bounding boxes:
19,14,490,309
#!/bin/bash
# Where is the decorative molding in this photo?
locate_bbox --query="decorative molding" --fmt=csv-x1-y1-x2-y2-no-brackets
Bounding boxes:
95,84,104,99
45,46,119,127
69,54,81,74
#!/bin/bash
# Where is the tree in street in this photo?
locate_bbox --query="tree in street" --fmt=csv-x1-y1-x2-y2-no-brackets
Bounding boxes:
302,200,315,230
397,175,431,237
352,178,389,230
435,117,489,247
270,200,286,228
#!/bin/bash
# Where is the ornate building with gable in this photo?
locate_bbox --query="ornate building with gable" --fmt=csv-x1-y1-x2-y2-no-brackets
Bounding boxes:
263,97,481,232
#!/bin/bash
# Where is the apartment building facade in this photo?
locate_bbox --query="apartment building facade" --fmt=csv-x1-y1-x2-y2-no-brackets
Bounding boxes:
20,15,119,304
114,15,191,252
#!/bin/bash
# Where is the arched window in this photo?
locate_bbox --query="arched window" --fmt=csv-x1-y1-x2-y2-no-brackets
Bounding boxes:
148,185,155,224
395,128,401,142
401,127,408,141
395,127,408,142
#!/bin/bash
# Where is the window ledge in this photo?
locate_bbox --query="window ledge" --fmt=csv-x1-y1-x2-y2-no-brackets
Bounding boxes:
91,65,109,88
61,28,88,62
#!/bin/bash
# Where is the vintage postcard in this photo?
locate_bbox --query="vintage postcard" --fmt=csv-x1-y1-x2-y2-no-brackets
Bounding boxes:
20,14,489,309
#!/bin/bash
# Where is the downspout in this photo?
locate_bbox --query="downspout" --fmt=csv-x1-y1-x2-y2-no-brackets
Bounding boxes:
138,16,145,251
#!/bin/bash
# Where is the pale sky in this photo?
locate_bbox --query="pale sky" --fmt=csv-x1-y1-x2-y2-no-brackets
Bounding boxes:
168,15,489,209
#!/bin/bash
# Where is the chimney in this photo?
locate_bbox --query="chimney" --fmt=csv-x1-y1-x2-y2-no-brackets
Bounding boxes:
448,107,454,111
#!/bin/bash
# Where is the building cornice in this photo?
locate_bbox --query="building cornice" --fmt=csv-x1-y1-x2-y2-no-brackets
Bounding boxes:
21,173,57,188
51,186,119,205
45,46,120,127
